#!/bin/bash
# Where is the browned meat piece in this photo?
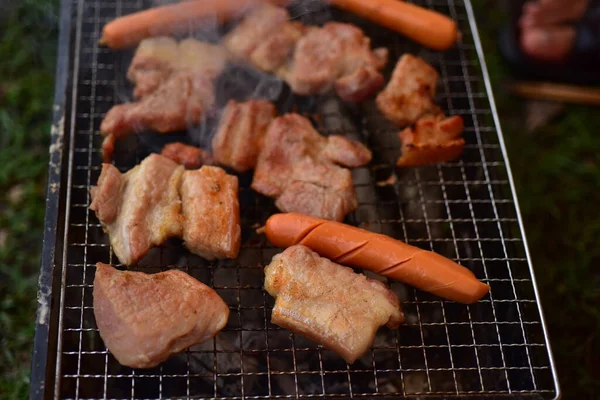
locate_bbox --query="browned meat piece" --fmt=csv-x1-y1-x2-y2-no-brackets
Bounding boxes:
161,142,214,169
211,99,277,173
252,114,370,221
180,166,241,260
101,134,117,163
322,135,373,168
222,4,291,61
286,26,341,96
250,21,305,73
376,54,441,127
397,115,465,167
289,22,387,102
275,166,357,222
334,66,384,104
128,37,228,98
100,72,215,140
94,262,229,369
90,154,184,265
264,245,404,364
224,5,386,102
101,38,228,161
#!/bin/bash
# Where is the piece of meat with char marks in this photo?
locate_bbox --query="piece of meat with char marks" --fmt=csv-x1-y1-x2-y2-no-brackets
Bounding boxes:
93,262,229,369
89,154,184,266
264,245,404,364
211,99,277,173
252,113,370,221
376,54,441,127
397,114,465,166
161,142,214,169
180,166,241,260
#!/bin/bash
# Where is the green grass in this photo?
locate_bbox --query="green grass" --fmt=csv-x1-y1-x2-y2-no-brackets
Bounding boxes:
0,0,598,399
0,0,57,398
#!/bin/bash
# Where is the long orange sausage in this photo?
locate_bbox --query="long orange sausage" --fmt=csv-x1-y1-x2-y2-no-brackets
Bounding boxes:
328,0,458,51
100,0,287,50
265,213,489,304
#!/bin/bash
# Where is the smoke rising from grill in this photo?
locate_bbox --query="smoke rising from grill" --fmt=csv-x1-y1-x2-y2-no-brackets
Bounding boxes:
109,0,332,153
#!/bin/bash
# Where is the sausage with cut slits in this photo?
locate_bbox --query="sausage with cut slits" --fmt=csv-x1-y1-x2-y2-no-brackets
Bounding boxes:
264,212,489,304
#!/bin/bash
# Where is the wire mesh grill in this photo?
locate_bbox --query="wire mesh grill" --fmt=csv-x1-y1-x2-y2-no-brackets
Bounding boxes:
53,0,558,398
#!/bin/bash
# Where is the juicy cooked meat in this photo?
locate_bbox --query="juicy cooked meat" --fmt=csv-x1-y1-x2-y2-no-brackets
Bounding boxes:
211,99,277,172
288,22,388,102
100,71,215,139
376,54,441,127
90,154,241,264
223,4,387,103
161,142,214,169
94,262,229,368
90,154,184,266
274,159,357,222
101,38,228,161
222,4,292,62
250,21,305,73
128,37,228,99
397,114,465,166
322,135,373,168
264,245,404,364
180,166,241,260
252,113,371,221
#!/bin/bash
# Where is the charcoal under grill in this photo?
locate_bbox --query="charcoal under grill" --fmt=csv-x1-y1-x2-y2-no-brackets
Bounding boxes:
31,0,560,398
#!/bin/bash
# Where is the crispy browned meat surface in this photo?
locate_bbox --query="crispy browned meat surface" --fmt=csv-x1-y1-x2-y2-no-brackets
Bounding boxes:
90,155,241,264
161,142,214,169
211,99,277,172
251,113,370,221
180,166,241,260
101,38,228,161
376,54,441,127
94,263,229,368
89,154,184,266
223,5,386,102
264,245,404,364
397,114,465,167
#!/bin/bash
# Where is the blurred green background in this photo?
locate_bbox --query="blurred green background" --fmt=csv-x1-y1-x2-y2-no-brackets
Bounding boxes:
0,0,598,398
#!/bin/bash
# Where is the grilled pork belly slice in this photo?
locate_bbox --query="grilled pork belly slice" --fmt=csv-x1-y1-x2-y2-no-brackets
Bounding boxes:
90,155,241,264
90,154,184,266
376,54,441,127
264,245,404,364
180,166,241,260
211,99,277,173
252,113,370,221
94,262,229,369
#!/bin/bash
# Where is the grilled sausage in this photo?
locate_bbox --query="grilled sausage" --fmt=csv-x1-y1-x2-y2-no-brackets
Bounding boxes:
265,212,489,304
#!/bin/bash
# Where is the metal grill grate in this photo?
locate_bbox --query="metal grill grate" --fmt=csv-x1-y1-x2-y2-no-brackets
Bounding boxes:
45,0,560,398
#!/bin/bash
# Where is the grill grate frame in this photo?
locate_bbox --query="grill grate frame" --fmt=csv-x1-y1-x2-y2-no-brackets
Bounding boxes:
36,0,560,398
